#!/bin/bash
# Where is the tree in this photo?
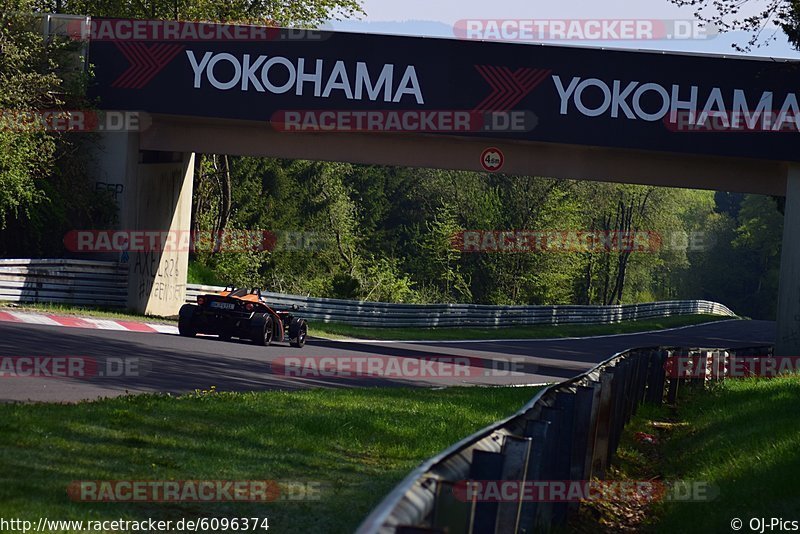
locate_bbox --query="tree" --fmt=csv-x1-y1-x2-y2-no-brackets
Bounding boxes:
413,205,471,302
680,192,783,319
0,5,59,228
38,0,364,27
670,0,800,50
0,3,116,256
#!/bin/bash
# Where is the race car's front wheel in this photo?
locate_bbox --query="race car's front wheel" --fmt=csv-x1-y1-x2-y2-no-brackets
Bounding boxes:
289,318,308,348
251,315,273,346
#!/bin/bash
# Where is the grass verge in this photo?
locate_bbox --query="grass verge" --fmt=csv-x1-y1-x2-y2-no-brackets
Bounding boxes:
572,375,800,533
0,386,539,534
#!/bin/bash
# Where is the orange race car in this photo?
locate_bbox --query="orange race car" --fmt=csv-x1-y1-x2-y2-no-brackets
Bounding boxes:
178,286,308,347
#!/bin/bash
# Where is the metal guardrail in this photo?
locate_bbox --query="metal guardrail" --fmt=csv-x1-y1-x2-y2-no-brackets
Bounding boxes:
0,259,738,325
355,345,773,534
187,284,736,327
0,259,128,307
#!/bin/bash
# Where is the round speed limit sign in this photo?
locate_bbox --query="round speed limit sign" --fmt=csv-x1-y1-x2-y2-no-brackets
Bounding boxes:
480,147,504,172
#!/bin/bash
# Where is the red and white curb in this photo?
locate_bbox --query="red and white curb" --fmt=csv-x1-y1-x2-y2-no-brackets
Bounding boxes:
0,310,178,334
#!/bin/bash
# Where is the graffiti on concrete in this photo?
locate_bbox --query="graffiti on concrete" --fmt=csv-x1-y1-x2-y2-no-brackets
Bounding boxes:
132,250,184,304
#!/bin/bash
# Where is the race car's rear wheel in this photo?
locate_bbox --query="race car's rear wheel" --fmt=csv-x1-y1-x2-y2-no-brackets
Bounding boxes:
178,304,197,337
289,318,308,348
251,315,273,346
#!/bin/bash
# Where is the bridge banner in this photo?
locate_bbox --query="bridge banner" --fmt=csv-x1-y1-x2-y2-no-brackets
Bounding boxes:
87,19,800,161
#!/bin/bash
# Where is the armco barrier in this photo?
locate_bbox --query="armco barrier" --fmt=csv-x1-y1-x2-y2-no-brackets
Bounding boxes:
0,259,737,325
187,284,736,327
355,345,773,534
0,259,127,307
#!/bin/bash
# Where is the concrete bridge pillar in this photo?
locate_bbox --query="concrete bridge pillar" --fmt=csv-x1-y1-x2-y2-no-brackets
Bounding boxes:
92,132,194,316
776,164,800,356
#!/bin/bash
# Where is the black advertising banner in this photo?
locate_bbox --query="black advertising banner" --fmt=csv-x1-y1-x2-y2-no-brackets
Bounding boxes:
87,19,800,161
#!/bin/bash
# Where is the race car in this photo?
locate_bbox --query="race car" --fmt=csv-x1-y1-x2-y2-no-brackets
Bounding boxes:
178,286,308,347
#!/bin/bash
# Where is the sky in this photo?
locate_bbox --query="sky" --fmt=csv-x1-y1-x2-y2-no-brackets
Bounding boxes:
329,0,800,59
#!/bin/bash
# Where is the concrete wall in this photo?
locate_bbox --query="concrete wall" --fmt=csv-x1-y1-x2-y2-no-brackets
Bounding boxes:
124,154,194,316
140,115,788,196
776,164,800,356
92,132,194,316
87,132,139,264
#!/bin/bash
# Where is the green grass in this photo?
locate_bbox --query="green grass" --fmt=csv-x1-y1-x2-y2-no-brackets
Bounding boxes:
312,314,736,341
604,375,800,533
0,387,539,534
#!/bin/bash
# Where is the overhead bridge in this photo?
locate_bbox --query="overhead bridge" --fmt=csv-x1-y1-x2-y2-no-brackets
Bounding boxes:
53,15,799,355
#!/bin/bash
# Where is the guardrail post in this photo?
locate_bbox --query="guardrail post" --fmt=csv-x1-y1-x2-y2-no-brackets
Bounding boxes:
432,480,471,533
467,450,504,534
519,420,550,534
645,350,667,404
495,436,533,533
626,353,640,420
608,361,630,460
634,351,649,410
582,381,602,480
697,350,711,387
590,370,615,479
534,406,565,531
552,393,577,526
567,384,598,517
666,350,681,404
684,349,701,388
709,350,728,381
622,357,637,424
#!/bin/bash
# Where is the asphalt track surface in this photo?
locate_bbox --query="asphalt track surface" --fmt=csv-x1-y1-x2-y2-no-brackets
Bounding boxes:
0,319,775,402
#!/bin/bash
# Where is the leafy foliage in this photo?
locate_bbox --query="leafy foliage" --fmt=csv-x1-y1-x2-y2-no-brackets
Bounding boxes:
37,0,364,26
0,6,58,229
0,4,116,253
188,158,784,319
669,0,800,50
